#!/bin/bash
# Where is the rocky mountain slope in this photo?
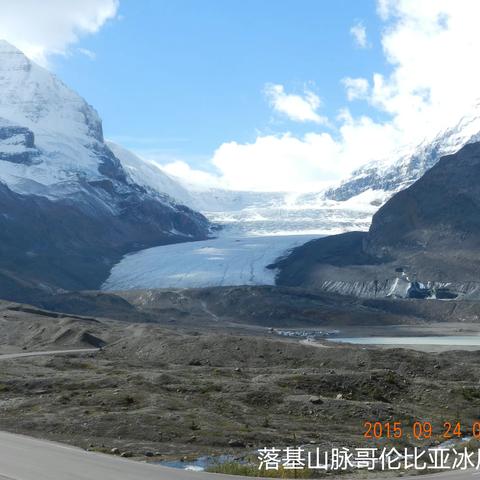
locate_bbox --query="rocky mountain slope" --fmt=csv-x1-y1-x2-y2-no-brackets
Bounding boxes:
4,293,480,462
273,141,480,299
0,40,210,302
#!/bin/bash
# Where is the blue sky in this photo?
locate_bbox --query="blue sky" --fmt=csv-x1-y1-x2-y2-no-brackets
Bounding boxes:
2,1,479,191
52,0,384,169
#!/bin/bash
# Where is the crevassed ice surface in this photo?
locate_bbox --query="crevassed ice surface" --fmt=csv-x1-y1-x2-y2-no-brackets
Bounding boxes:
103,192,377,290
103,232,318,290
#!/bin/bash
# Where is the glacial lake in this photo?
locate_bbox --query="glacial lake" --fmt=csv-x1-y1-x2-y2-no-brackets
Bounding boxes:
330,336,480,346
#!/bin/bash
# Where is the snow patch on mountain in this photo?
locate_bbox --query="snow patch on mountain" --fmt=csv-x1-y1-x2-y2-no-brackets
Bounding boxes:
106,141,195,205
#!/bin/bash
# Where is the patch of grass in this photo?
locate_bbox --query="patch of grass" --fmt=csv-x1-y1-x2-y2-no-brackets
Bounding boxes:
190,419,200,431
75,362,96,370
207,462,321,478
244,390,282,407
461,387,480,401
385,370,397,385
123,395,136,406
199,383,222,394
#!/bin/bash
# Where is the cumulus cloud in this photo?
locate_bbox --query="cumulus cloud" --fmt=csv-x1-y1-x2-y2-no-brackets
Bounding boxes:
264,83,328,124
354,0,480,154
160,117,402,192
0,0,119,65
161,160,222,189
209,133,338,191
200,112,404,192
350,21,368,48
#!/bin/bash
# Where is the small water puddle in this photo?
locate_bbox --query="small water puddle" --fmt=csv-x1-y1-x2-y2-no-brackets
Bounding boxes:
154,454,243,472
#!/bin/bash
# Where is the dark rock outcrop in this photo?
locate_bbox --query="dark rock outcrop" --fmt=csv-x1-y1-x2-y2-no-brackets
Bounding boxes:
0,123,40,165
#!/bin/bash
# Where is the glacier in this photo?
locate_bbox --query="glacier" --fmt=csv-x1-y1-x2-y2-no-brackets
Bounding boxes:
103,145,381,291
102,98,480,291
103,231,318,290
103,196,376,290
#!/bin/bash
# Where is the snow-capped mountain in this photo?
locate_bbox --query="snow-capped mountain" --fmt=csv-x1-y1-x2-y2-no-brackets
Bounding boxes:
325,108,480,202
0,40,210,301
0,40,123,192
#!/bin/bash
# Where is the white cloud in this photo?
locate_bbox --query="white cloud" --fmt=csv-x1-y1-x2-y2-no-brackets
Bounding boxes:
342,77,370,101
0,0,119,65
161,160,222,190
209,133,338,191
203,112,405,192
77,48,97,60
350,21,368,48
264,84,328,124
158,120,402,192
368,0,480,143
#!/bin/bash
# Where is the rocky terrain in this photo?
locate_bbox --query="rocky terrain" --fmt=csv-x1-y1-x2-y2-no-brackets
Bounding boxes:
2,297,480,469
273,141,480,299
16,284,480,331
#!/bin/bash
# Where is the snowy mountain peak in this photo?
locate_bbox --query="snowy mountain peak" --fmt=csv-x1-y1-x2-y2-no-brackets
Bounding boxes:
325,106,480,202
0,39,102,140
0,40,116,192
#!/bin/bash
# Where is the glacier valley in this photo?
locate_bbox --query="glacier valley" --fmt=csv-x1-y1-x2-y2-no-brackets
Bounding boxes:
103,196,376,290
